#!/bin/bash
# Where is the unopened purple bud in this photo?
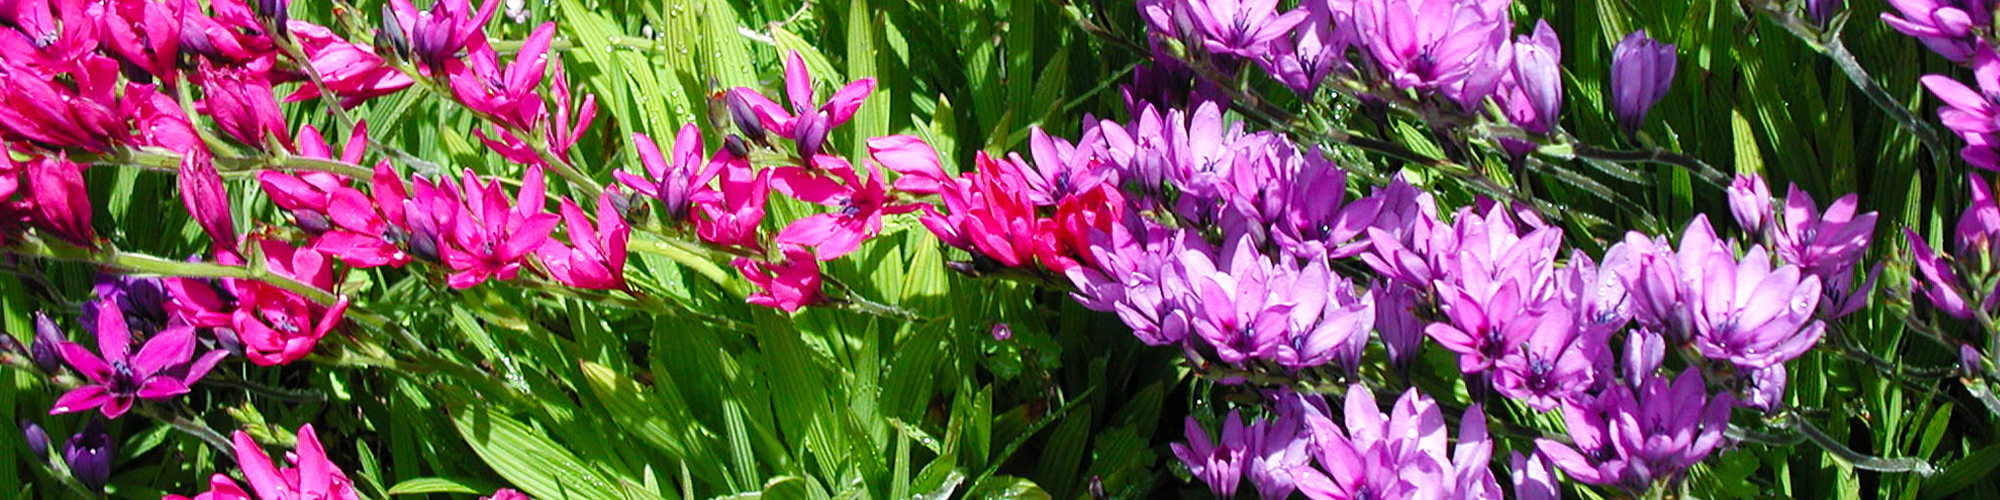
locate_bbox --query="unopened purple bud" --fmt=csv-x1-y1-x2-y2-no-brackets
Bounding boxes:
400,200,443,262
1965,344,1988,377
1610,31,1676,134
607,188,641,221
377,5,411,60
1807,0,1841,26
30,312,63,373
0,333,22,363
725,92,768,146
62,419,111,493
1727,174,1773,236
20,420,49,462
794,110,833,162
214,327,245,357
990,323,1013,341
293,209,334,234
179,21,219,60
723,135,750,159
255,0,290,39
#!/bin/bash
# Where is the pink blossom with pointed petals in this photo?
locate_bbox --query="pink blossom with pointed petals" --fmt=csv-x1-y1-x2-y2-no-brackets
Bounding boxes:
537,187,630,290
694,150,769,250
286,23,414,107
25,153,95,247
775,157,920,260
171,424,362,500
232,239,349,366
435,166,559,288
50,304,224,419
617,124,717,223
734,245,824,312
727,50,875,158
868,135,950,196
197,62,291,151
100,0,184,83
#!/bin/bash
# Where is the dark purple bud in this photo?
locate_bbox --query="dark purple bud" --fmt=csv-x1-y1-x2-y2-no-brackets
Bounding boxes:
400,200,443,262
179,21,219,60
378,5,410,59
723,135,750,159
293,209,333,234
0,333,22,364
990,323,1013,341
20,420,50,462
255,0,290,39
607,188,640,221
794,110,833,162
62,419,111,493
725,92,768,146
1965,344,1988,377
213,327,244,357
1807,0,1841,26
30,312,62,373
1610,30,1676,134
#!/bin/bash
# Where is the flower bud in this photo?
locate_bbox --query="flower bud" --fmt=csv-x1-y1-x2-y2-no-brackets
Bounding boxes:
63,419,112,493
411,12,455,72
30,312,63,373
179,21,219,60
20,420,49,462
990,323,1013,341
723,135,750,159
1726,174,1773,237
794,110,833,162
1807,0,1841,26
725,91,768,146
255,0,290,39
378,5,411,60
0,333,23,363
1610,30,1676,134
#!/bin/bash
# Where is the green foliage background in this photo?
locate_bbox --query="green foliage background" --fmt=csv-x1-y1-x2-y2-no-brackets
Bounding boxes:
2,0,1998,499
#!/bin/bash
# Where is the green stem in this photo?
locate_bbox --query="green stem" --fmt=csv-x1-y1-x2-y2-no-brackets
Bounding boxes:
1753,1,1954,171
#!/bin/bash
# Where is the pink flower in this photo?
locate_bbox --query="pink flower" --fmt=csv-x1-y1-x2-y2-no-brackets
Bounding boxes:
125,83,204,154
391,0,501,75
453,22,552,131
181,151,238,254
869,135,950,196
919,152,1041,268
436,166,560,288
286,23,414,107
537,187,630,290
734,245,824,312
258,124,370,235
100,0,185,83
232,239,349,366
168,424,363,500
197,62,291,151
774,157,920,260
728,50,876,159
0,54,126,151
25,153,95,248
694,150,769,250
50,304,225,419
617,124,718,223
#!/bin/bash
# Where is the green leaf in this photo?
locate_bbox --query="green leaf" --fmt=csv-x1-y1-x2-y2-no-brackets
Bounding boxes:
386,477,495,495
964,476,1050,500
449,406,634,500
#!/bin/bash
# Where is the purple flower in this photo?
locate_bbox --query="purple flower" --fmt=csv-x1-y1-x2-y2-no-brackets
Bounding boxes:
1610,30,1676,133
49,303,226,419
30,311,67,373
63,419,112,493
1808,0,1842,25
1025,125,1118,206
1353,0,1511,97
1493,309,1606,411
1907,228,1978,319
1509,451,1558,500
81,274,172,337
1178,237,1296,364
1244,402,1313,500
1372,280,1425,370
727,50,876,163
1619,216,1730,341
1173,410,1249,498
1184,0,1312,58
1536,368,1734,493
1881,0,1992,62
1920,49,2000,170
20,420,50,462
1727,174,1774,238
1273,149,1383,260
1292,385,1497,500
1773,184,1878,318
1257,0,1351,95
1498,21,1564,137
1273,259,1375,372
1690,246,1825,370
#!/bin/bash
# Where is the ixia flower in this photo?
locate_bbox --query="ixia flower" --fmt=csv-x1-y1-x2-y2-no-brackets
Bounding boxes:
1352,0,1511,96
1881,0,1992,62
197,62,292,151
1690,246,1825,370
728,50,876,160
775,157,921,260
167,424,363,500
537,187,631,290
434,166,560,288
24,153,96,248
181,152,238,254
232,239,350,366
1173,409,1250,498
1922,48,2000,170
50,304,226,418
391,0,502,74
1182,0,1312,59
287,23,415,107
63,419,113,493
617,124,718,223
1536,368,1734,493
734,245,824,312
694,148,769,250
1293,386,1502,500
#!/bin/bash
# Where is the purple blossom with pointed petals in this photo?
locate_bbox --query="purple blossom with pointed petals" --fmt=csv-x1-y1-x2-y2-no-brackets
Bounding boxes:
1173,410,1249,498
49,304,225,419
63,419,111,493
1510,451,1558,500
1691,246,1825,370
1257,0,1350,95
1908,227,1979,319
1493,308,1606,411
1610,30,1676,133
30,311,65,373
1273,259,1375,372
1183,0,1312,59
1881,0,1992,62
1922,49,2000,170
1353,0,1512,96
1535,368,1734,493
728,50,875,163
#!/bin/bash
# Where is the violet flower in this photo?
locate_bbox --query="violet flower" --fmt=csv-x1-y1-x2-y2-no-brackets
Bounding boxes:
63,419,112,493
1921,49,2000,170
436,166,560,288
1352,0,1512,95
1025,125,1118,206
20,420,50,462
1609,30,1676,134
1257,0,1350,96
1172,409,1249,498
1907,228,1977,319
1509,451,1558,500
30,311,67,373
616,125,718,224
1180,237,1297,364
1184,0,1312,59
81,274,172,337
1690,246,1825,370
1492,309,1604,411
1727,174,1774,238
1293,385,1498,500
1881,0,1992,63
51,304,225,419
1495,20,1563,156
1536,368,1734,493
1273,259,1375,372
390,0,501,75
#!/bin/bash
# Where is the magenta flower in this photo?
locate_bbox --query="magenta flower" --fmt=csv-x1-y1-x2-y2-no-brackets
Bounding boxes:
475,53,598,166
693,149,769,250
775,158,920,260
232,239,350,366
50,304,225,419
287,23,414,107
1256,0,1351,95
537,187,631,290
915,151,1043,268
25,153,96,248
391,0,501,75
1025,125,1119,206
1178,237,1298,364
125,83,204,154
0,47,126,151
1610,30,1677,133
616,124,717,223
101,0,185,83
436,166,560,288
167,424,363,500
870,135,951,196
728,50,876,160
198,63,291,151
312,162,421,268
180,152,238,254
734,245,824,312
260,168,351,235
452,21,553,131
1172,409,1249,498
1690,246,1824,370
1908,228,1977,319
1881,0,1991,62
1272,259,1375,371
1293,385,1497,500
1727,174,1774,237
1492,309,1605,411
